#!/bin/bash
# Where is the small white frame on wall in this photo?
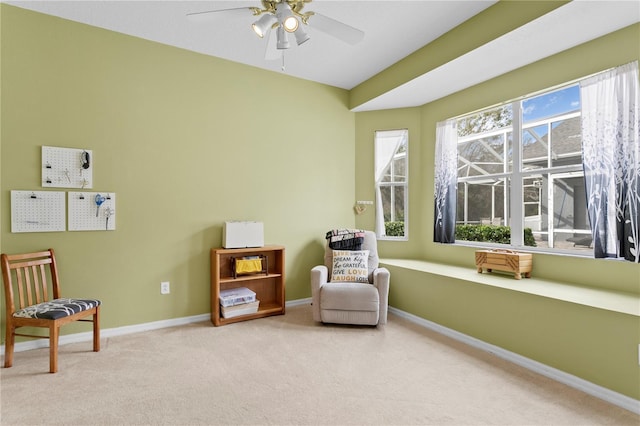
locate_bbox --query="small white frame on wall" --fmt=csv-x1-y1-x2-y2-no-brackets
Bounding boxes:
42,146,93,189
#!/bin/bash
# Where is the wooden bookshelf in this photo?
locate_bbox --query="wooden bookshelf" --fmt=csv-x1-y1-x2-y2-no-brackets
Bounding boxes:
210,245,285,326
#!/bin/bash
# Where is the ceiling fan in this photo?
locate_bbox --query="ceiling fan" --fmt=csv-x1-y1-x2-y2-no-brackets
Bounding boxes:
187,0,365,61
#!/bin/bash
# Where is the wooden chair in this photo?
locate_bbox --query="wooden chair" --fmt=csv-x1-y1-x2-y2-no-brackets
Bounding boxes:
1,249,101,373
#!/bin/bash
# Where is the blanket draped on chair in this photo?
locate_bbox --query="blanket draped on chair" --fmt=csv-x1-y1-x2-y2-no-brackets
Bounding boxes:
326,229,365,250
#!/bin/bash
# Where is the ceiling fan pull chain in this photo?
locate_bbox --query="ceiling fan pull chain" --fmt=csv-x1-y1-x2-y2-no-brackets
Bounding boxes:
282,52,286,72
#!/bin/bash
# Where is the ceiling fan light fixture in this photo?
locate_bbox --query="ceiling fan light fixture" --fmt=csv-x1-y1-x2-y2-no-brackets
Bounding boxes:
293,25,310,46
276,2,298,33
276,25,290,50
252,13,277,38
283,16,299,33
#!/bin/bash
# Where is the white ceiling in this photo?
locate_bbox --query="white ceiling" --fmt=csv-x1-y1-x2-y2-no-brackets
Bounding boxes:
4,1,640,111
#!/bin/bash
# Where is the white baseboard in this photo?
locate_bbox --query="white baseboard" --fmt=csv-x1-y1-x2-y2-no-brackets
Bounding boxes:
0,300,310,355
388,306,640,415
286,297,312,307
2,300,636,414
0,313,211,355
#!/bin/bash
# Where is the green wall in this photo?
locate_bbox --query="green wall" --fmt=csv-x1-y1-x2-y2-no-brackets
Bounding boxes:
355,23,640,400
1,5,356,332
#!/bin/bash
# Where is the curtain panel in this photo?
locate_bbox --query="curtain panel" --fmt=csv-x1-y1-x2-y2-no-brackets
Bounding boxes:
580,61,639,262
433,119,458,243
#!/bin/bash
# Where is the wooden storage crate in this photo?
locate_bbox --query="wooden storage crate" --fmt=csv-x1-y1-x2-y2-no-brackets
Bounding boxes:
475,249,532,280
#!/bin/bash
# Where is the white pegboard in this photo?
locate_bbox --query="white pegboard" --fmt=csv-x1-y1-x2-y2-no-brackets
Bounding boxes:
42,146,93,189
11,190,66,233
68,192,116,231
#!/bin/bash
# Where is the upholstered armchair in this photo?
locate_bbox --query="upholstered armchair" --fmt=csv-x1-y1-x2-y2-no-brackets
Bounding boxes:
311,230,390,325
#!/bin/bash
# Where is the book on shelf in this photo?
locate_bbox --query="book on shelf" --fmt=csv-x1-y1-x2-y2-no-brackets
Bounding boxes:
221,300,260,318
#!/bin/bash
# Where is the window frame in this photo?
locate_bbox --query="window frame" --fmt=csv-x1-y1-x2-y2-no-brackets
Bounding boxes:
375,129,409,241
454,84,593,256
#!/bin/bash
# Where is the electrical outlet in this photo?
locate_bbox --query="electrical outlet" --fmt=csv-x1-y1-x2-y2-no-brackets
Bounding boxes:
161,281,170,295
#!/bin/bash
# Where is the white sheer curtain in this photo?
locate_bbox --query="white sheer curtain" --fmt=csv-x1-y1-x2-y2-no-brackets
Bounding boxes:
580,61,639,262
433,119,458,243
375,130,406,236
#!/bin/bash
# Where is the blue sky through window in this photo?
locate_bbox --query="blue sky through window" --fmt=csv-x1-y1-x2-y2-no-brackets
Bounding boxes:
523,84,580,123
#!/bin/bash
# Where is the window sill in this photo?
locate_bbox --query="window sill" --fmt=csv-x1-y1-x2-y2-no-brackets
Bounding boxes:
378,236,409,242
453,240,596,259
379,258,639,317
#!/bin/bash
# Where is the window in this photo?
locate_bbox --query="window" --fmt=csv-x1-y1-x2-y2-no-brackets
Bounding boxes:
455,84,593,254
375,129,408,240
436,62,639,261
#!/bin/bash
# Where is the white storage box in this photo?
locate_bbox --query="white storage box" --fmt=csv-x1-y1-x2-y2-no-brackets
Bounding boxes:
221,300,260,318
222,221,264,248
219,287,257,307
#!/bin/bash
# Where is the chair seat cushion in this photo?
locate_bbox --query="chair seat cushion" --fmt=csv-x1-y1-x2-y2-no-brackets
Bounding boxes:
13,298,101,320
320,283,379,312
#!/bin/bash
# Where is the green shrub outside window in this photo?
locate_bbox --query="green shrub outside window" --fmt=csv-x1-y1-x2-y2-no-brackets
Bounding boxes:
455,224,536,247
385,221,405,237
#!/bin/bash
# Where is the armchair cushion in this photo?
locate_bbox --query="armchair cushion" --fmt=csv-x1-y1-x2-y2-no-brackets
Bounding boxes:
320,283,379,311
330,250,369,283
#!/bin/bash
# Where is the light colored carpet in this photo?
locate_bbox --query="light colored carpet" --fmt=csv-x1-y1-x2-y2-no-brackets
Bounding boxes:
0,304,637,425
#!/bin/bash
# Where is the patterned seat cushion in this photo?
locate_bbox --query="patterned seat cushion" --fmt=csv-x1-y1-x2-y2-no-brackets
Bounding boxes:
13,298,101,320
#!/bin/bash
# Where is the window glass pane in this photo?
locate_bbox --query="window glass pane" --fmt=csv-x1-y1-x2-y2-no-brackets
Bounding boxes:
523,124,548,171
458,135,507,177
522,85,581,172
392,156,407,182
524,172,592,253
457,105,512,136
393,186,405,222
553,231,592,252
506,131,513,173
456,186,464,223
380,186,391,222
456,179,508,225
456,178,511,244
523,173,545,247
552,175,590,232
380,184,405,237
522,85,580,124
523,176,541,218
550,116,582,167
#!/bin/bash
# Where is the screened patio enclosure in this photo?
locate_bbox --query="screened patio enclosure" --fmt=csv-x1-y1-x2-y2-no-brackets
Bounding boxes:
456,109,592,251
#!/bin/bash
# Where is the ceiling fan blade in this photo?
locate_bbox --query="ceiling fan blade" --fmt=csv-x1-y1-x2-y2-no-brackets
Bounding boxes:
186,7,254,22
264,27,283,61
306,12,364,45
